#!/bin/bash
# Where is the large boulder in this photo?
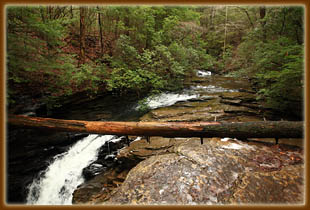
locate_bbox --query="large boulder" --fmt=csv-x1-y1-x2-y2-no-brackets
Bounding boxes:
104,138,304,205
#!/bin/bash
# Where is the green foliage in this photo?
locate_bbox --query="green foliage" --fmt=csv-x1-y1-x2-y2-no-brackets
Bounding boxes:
107,35,190,95
168,41,215,72
7,6,105,109
255,40,303,112
7,5,304,118
7,7,67,94
234,33,304,113
106,67,166,95
222,6,304,117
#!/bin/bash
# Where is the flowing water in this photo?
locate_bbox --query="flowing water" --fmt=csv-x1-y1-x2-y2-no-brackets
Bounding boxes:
136,92,199,110
26,135,117,204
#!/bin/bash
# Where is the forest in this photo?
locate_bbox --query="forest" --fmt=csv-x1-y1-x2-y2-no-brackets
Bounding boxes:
7,5,304,119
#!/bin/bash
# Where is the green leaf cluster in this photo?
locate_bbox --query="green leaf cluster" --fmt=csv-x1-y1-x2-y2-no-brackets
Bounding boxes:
254,39,304,113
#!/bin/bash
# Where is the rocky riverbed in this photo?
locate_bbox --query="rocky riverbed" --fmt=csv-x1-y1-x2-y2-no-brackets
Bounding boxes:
73,136,304,205
72,73,304,205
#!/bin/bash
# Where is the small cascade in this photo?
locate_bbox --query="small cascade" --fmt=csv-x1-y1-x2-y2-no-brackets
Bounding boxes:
196,70,212,77
190,85,238,93
26,134,115,205
136,92,199,110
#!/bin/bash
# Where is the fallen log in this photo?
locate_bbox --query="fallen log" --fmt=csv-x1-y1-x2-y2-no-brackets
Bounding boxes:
8,115,303,139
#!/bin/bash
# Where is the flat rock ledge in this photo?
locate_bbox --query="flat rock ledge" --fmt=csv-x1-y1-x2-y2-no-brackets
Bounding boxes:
103,138,304,205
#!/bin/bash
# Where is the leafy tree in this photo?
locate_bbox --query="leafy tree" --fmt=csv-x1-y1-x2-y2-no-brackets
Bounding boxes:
7,7,69,101
227,6,304,118
7,5,304,119
255,38,303,116
7,6,104,109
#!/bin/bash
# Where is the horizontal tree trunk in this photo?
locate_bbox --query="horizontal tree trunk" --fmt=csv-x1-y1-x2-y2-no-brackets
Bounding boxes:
8,115,303,139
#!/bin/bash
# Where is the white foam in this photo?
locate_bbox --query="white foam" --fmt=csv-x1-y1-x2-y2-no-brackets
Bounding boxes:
110,136,124,143
221,137,231,142
190,85,238,93
137,93,198,110
196,70,212,77
222,143,243,150
27,134,114,205
131,136,142,142
221,137,238,142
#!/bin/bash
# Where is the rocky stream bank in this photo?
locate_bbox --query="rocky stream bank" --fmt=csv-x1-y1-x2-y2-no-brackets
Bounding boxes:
73,136,304,205
72,73,304,205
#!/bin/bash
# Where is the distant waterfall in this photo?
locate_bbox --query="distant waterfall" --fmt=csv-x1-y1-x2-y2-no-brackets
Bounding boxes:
26,134,115,205
136,92,199,110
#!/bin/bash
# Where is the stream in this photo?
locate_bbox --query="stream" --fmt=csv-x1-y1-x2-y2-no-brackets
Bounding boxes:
8,71,299,205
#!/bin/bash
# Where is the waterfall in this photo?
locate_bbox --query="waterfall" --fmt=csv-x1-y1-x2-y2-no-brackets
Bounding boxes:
190,85,238,93
26,134,115,205
136,92,198,110
196,70,212,77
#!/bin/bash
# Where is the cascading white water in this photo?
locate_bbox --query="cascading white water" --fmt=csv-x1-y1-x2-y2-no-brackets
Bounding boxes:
196,70,212,77
26,134,115,205
136,92,198,110
190,85,238,93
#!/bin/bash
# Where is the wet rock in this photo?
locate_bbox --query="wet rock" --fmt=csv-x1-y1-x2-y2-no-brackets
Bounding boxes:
117,136,177,160
140,97,259,122
187,95,216,102
224,164,304,204
11,95,47,117
221,104,257,114
82,163,108,181
220,92,257,102
102,138,303,205
220,98,242,105
73,158,141,204
82,136,130,181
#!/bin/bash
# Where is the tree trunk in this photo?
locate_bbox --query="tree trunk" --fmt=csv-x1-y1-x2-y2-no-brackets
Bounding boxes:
79,6,86,64
39,6,46,23
279,8,287,35
209,7,215,30
223,6,228,59
8,115,303,139
124,8,130,36
259,6,267,41
97,7,104,56
238,7,254,29
48,6,52,20
70,6,73,19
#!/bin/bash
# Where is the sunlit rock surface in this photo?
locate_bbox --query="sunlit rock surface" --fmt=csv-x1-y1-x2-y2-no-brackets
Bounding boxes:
103,138,303,205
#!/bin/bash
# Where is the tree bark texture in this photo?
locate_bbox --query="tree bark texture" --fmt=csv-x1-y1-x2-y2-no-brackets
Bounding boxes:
8,115,303,139
238,7,254,28
79,6,86,64
223,6,228,58
97,8,104,56
259,6,267,41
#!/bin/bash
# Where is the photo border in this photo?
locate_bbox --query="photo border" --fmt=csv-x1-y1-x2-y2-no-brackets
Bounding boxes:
1,0,308,210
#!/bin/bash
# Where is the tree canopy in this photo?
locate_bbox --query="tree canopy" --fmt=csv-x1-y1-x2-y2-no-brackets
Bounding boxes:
6,5,304,118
